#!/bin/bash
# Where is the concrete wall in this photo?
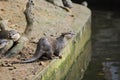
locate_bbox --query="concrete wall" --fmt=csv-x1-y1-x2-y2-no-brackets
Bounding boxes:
65,41,91,80
33,6,91,80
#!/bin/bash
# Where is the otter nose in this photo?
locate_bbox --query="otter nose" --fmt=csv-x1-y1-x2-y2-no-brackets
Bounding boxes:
9,35,12,38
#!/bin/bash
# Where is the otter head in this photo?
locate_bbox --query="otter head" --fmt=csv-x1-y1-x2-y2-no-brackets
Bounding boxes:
0,39,8,49
61,31,75,40
8,30,20,42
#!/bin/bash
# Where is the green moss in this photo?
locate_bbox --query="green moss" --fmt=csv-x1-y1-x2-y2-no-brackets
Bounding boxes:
33,6,91,80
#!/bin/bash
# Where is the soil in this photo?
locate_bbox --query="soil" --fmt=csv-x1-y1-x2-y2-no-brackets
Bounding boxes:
0,0,88,80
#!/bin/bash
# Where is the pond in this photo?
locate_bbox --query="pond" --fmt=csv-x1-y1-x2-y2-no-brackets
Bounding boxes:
82,10,120,80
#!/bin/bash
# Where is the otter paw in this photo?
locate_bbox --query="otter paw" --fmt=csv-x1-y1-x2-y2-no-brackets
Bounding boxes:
59,55,62,59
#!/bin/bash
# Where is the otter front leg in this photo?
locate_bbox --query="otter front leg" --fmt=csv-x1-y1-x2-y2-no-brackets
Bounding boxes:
0,40,13,57
54,50,62,59
46,49,54,60
54,51,60,56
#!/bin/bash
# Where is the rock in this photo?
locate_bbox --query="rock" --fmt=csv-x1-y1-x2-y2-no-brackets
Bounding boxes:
12,78,16,80
1,9,5,11
59,55,62,59
39,61,45,65
47,0,64,7
62,0,73,8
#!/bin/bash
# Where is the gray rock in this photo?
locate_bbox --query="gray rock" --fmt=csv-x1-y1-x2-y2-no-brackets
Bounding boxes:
47,0,64,7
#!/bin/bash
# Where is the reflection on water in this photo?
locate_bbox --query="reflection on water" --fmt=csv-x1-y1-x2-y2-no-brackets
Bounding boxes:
102,62,120,80
82,10,120,80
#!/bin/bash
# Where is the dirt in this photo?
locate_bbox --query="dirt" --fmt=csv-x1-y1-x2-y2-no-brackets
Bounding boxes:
0,0,72,80
0,0,87,80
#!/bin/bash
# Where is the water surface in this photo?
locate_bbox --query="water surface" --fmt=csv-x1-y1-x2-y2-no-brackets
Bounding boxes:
82,10,120,80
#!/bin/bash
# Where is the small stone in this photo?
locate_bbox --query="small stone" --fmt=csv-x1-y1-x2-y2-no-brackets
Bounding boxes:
70,14,74,17
1,9,5,11
7,63,13,67
1,62,7,67
16,5,20,7
12,78,16,80
8,67,14,70
24,78,28,80
39,61,44,65
12,66,17,69
59,55,62,59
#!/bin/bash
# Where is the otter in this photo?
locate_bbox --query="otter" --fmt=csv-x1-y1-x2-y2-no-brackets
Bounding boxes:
20,32,75,63
21,37,54,63
0,18,21,57
0,30,20,57
0,30,20,42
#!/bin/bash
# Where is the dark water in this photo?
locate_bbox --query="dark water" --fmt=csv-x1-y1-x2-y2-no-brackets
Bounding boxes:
82,10,120,80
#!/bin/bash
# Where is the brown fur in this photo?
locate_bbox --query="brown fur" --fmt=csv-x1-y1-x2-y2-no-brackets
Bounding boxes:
21,32,75,63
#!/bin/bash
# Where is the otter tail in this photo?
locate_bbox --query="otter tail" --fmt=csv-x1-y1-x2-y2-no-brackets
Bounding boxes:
21,50,43,63
21,57,39,63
